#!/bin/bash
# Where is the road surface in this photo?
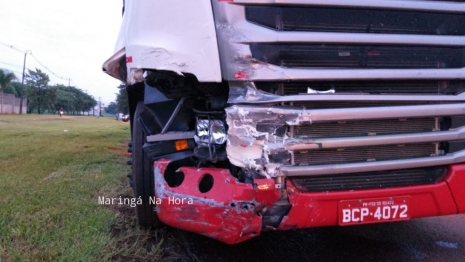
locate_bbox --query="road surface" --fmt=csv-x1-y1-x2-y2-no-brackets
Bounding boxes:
177,214,465,262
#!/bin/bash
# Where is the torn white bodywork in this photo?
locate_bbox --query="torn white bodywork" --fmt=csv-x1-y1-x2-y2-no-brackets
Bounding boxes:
104,0,222,84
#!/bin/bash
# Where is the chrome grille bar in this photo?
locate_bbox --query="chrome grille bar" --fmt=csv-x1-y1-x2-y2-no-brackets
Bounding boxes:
280,149,465,177
229,103,465,125
285,126,465,150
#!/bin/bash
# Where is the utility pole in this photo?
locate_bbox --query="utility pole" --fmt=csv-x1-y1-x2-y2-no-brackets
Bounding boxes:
98,97,101,118
85,89,88,116
19,50,30,115
0,83,3,114
68,78,71,115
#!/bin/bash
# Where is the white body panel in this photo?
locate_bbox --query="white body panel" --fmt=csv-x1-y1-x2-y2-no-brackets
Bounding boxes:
114,0,222,83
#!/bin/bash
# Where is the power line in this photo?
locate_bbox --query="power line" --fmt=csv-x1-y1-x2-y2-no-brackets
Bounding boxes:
0,41,26,53
0,41,70,82
29,53,68,81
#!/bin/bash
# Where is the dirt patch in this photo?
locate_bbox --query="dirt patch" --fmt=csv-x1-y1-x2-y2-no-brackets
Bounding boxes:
22,118,76,124
0,246,8,262
107,146,131,157
100,179,188,262
107,194,136,238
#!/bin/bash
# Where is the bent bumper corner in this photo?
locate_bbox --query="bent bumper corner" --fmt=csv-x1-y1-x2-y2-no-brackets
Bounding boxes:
154,160,465,244
153,160,280,245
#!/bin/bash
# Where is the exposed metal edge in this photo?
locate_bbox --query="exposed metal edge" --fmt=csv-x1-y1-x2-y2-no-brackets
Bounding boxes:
232,103,465,125
147,131,195,142
231,0,465,13
285,126,465,151
237,22,465,47
280,149,465,177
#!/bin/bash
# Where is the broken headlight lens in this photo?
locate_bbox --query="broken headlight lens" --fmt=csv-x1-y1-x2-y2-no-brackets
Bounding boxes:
196,119,227,145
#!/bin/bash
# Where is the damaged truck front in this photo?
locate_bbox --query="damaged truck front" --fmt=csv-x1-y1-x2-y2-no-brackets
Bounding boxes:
103,0,465,244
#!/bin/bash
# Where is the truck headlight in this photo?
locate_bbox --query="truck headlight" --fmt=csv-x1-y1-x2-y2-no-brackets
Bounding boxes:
196,119,227,145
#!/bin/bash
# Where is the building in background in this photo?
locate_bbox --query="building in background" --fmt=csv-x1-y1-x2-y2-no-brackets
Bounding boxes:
0,92,27,114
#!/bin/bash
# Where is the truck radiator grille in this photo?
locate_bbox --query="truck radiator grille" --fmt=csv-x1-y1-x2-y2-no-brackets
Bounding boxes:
293,118,437,138
289,166,447,192
291,101,445,109
250,44,464,69
246,6,465,35
293,143,437,166
274,80,465,95
219,0,465,190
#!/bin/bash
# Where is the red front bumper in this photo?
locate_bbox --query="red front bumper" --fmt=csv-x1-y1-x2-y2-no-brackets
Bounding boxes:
154,160,465,244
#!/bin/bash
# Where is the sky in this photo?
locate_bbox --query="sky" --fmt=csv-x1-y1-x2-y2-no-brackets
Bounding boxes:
0,0,123,106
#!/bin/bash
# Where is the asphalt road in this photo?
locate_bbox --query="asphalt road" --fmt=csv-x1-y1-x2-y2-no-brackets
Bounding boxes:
178,214,465,262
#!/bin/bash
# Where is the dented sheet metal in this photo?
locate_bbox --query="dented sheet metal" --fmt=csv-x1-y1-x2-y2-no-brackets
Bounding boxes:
119,0,222,84
153,160,279,245
225,94,465,177
225,105,290,178
228,103,465,126
228,83,465,104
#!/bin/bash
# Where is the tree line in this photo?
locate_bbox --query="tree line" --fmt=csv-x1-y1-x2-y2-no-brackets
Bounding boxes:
1,68,97,115
105,83,128,115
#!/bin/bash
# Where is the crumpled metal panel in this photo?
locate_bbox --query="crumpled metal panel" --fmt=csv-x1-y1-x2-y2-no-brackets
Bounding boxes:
105,0,222,84
153,160,280,244
225,104,289,178
224,95,465,178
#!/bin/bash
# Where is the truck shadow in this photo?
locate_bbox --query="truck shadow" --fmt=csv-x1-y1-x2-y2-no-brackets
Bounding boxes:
177,215,465,262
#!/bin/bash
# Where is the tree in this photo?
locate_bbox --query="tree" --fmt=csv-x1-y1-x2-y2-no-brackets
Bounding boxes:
68,86,96,115
0,69,17,93
83,93,97,115
3,82,22,97
25,68,50,114
50,84,69,113
116,83,129,114
49,84,97,115
105,102,118,114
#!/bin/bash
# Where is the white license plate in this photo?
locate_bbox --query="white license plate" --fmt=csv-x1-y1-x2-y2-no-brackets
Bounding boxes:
338,196,411,225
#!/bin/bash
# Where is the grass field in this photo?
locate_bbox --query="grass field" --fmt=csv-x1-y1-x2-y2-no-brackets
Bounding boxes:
0,115,176,261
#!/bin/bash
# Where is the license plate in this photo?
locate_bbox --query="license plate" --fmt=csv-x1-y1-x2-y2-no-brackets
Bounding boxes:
338,196,410,226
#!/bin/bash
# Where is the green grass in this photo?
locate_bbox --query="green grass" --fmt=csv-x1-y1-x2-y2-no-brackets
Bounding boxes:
0,115,171,261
